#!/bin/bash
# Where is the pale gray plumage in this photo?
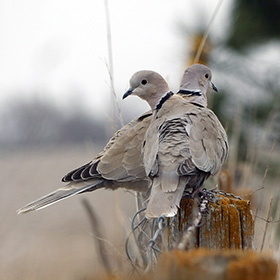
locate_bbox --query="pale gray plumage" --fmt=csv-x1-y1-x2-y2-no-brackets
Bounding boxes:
143,64,228,219
17,70,170,214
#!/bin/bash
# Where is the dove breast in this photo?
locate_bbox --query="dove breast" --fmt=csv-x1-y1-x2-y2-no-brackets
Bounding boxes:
145,95,228,179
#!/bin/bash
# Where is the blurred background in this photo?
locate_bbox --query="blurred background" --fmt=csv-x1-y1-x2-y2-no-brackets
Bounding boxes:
1,0,280,279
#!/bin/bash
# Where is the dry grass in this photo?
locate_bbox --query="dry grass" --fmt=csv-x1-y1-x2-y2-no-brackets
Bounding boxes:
1,1,280,278
0,144,137,279
2,140,279,279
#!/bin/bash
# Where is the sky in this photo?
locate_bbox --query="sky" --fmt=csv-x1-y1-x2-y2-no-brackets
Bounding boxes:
0,0,233,120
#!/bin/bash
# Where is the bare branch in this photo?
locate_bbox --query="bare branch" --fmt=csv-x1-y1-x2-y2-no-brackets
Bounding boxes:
260,196,274,252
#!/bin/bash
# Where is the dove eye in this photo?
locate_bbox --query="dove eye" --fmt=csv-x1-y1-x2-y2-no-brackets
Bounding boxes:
141,79,148,85
205,73,209,79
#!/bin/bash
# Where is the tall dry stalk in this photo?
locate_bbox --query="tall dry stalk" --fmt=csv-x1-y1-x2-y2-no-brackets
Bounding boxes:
193,0,223,64
104,0,124,133
103,2,128,270
228,103,243,182
82,199,112,274
260,196,274,252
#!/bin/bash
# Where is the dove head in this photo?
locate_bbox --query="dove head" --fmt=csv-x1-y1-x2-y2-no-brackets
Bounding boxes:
123,70,170,109
178,64,218,107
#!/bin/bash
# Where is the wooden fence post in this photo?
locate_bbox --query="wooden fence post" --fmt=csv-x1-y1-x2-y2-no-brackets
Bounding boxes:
167,193,254,250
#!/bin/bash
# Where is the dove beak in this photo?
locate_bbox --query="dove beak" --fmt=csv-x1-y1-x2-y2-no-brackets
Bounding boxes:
211,82,218,92
122,88,134,99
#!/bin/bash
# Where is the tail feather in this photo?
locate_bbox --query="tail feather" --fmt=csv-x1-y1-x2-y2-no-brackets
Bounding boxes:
145,178,186,219
17,180,103,214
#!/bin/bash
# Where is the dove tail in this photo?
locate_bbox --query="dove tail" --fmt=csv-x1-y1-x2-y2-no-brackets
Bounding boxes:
145,179,186,219
17,180,103,214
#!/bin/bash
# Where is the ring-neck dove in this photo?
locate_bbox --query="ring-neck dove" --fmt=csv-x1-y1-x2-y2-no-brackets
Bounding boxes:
17,71,171,214
143,64,229,219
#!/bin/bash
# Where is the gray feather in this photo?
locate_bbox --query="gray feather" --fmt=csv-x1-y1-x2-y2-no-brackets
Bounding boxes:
17,180,103,214
143,64,228,218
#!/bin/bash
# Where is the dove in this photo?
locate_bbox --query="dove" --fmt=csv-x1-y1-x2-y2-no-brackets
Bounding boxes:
17,70,171,214
143,64,229,218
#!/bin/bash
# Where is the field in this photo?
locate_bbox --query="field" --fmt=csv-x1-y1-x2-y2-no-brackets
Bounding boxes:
0,144,137,279
1,144,280,279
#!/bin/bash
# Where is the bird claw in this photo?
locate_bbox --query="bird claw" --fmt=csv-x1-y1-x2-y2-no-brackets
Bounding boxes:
182,190,194,199
198,188,218,203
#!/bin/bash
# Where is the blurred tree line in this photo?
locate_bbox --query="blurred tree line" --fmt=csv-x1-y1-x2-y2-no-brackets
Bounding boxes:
1,0,279,162
184,0,280,184
181,0,280,241
217,0,280,162
0,96,107,148
227,0,280,49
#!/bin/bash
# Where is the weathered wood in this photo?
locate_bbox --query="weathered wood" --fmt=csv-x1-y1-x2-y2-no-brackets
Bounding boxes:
152,249,278,280
98,250,278,280
167,193,254,250
100,193,276,280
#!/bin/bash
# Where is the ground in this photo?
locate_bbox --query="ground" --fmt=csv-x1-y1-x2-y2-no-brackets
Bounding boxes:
0,144,136,279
